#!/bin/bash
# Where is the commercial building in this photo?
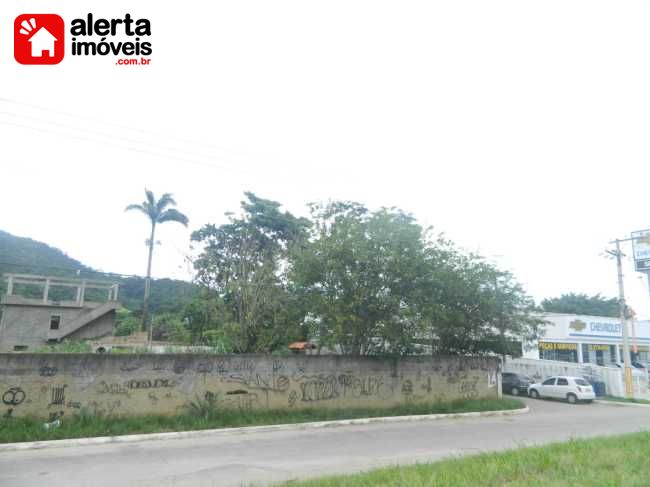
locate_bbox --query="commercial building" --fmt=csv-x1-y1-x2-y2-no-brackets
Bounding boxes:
0,274,119,352
522,313,650,366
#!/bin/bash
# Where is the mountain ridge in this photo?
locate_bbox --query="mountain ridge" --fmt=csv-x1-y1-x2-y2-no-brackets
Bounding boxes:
0,229,196,314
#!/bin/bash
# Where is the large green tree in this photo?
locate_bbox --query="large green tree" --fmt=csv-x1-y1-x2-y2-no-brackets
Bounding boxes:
191,193,542,356
541,293,619,318
292,201,542,356
418,245,543,356
191,192,310,352
292,202,432,356
125,189,189,330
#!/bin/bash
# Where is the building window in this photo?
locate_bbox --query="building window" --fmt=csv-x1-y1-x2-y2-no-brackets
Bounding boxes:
538,342,578,363
50,315,61,330
582,344,590,363
13,345,28,351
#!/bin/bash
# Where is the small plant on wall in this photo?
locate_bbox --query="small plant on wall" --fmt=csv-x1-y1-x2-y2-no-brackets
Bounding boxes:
34,340,92,353
187,391,221,421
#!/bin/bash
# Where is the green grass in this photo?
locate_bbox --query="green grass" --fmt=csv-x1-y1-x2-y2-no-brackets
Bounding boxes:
282,432,650,487
600,395,650,405
0,398,523,444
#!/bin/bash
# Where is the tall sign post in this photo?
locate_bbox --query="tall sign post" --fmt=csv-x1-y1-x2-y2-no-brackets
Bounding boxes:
606,230,650,399
608,240,634,397
631,229,650,293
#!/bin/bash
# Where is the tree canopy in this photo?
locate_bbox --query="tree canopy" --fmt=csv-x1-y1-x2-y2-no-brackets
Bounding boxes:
541,293,619,318
125,189,189,328
190,192,310,352
189,194,543,356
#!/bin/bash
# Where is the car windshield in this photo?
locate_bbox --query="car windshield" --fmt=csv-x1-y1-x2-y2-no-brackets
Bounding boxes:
574,379,589,386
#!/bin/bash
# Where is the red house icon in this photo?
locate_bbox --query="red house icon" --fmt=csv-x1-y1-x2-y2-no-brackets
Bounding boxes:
14,14,65,65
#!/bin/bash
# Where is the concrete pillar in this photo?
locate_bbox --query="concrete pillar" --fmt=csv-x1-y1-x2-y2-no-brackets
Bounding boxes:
43,278,51,303
6,276,13,295
577,343,583,364
615,344,621,364
113,284,119,301
79,280,86,307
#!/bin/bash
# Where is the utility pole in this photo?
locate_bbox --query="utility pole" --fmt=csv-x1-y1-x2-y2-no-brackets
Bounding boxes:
607,239,634,398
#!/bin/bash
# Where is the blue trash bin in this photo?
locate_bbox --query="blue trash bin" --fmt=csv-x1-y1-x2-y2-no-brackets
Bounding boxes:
592,381,606,397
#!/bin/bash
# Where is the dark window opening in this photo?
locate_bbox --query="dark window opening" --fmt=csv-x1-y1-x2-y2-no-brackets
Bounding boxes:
50,315,61,330
13,345,28,351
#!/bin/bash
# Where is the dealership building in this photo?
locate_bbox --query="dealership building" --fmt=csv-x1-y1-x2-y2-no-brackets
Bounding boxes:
521,313,650,365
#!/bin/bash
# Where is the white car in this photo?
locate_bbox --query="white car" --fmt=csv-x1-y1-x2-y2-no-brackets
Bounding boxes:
528,376,595,404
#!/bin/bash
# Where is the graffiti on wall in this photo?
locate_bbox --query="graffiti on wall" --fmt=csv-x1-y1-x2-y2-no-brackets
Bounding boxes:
2,387,25,406
0,355,499,418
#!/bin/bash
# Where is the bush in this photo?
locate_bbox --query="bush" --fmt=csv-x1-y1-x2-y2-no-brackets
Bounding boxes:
34,340,92,353
201,329,236,353
151,313,191,344
114,308,139,336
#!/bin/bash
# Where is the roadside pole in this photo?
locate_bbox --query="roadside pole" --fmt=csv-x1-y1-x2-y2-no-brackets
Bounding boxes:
610,239,634,398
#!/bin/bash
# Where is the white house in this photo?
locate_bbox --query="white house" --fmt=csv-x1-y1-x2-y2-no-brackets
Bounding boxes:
29,27,58,58
522,313,650,366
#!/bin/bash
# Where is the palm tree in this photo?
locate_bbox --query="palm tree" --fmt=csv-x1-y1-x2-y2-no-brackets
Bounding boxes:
126,189,189,330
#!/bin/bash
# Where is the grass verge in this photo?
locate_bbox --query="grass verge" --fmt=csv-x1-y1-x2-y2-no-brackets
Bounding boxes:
600,395,650,405
0,398,523,444
282,432,650,487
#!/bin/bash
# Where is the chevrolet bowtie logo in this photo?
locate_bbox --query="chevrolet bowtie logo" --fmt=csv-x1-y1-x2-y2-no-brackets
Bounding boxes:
569,319,587,332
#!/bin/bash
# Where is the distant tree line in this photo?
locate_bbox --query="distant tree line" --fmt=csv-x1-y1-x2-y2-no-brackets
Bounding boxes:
541,293,620,318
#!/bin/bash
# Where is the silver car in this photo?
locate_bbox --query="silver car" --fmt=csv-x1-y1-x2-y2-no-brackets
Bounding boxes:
528,376,595,404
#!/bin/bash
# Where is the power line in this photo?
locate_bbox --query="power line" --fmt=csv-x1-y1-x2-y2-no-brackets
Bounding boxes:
0,119,252,174
0,97,248,155
0,97,328,189
0,110,251,166
0,97,316,179
0,260,143,279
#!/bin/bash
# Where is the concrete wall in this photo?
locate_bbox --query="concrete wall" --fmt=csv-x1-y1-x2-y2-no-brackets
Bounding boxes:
0,354,500,419
66,312,115,341
0,298,115,352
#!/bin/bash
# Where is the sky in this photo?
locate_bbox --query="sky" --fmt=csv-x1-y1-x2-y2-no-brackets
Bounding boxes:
2,1,650,316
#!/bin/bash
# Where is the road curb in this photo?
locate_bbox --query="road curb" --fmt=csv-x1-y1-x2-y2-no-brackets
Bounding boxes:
595,400,650,408
0,406,529,452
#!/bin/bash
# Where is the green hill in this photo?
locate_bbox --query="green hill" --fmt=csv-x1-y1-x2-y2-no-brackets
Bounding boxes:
0,229,197,315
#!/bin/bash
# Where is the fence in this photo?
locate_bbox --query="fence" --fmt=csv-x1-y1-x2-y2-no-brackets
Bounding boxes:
505,357,650,400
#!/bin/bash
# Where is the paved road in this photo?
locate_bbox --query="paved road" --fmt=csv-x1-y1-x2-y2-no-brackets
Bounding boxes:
1,398,649,487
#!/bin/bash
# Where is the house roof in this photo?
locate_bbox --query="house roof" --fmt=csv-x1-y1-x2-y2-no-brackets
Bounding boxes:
29,27,57,43
288,341,316,350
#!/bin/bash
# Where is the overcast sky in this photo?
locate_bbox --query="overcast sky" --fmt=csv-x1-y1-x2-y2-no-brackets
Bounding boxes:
2,1,650,316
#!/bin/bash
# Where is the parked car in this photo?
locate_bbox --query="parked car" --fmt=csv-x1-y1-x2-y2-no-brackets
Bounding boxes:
613,362,646,369
501,372,532,396
528,376,595,404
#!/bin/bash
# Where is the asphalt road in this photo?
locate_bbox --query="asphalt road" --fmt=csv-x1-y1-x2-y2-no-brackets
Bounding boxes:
1,398,649,487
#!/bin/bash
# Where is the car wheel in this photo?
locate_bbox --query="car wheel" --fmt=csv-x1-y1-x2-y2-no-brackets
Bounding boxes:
567,393,577,404
511,387,519,396
529,389,539,399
